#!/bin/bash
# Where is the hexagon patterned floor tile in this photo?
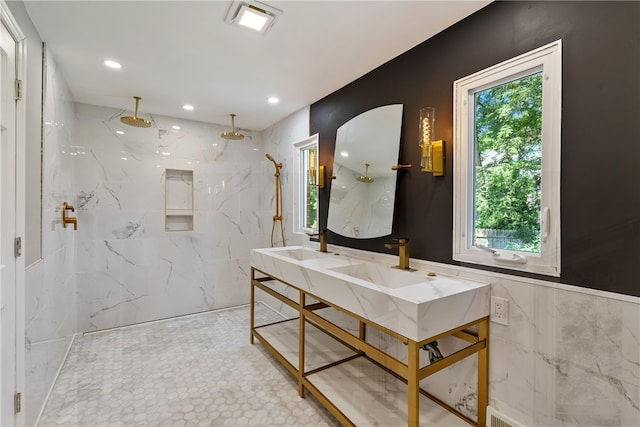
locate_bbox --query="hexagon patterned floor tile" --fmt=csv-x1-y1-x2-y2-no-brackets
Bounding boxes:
38,304,339,427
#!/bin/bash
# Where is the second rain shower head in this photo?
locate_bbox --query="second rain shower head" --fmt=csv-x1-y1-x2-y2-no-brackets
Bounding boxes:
221,114,244,140
120,96,151,128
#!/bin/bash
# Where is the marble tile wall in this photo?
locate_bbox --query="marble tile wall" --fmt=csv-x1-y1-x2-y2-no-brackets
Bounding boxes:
254,108,311,314
490,278,639,427
260,106,310,248
24,48,77,427
421,273,640,427
73,103,278,331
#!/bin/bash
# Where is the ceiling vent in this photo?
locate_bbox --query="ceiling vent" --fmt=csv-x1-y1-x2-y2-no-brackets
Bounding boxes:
224,1,282,34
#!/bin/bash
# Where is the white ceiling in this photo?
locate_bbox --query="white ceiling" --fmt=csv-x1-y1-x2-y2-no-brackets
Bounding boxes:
24,1,490,131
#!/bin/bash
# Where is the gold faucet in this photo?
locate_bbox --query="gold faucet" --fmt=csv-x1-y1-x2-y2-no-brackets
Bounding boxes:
384,238,415,270
62,202,78,230
307,229,329,253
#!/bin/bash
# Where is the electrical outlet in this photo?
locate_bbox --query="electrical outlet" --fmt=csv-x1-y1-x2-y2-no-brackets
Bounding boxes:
491,296,509,326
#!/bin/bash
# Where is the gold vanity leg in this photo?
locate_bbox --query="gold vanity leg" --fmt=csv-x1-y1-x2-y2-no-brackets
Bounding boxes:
477,317,489,427
250,269,255,345
359,321,366,346
298,292,306,398
408,339,419,427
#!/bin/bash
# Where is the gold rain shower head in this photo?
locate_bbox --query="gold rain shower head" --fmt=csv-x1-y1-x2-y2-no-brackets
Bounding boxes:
120,96,151,128
356,163,374,183
221,114,245,140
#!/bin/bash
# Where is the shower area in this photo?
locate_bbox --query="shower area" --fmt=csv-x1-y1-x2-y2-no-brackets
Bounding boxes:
25,43,310,425
73,103,269,329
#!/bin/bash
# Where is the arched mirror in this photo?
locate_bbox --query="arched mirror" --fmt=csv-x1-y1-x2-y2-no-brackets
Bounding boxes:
327,104,403,238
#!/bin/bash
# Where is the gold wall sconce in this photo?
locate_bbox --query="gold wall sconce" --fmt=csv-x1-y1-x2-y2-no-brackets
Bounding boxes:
62,202,77,230
318,165,326,188
419,107,445,176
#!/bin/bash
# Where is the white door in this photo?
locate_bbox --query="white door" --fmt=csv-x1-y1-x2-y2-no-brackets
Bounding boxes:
0,15,17,427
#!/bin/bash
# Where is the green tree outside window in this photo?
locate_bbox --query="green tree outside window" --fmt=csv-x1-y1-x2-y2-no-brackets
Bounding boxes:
473,72,543,253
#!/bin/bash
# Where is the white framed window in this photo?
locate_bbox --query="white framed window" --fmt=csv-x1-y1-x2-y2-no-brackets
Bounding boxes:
453,40,561,276
293,134,319,234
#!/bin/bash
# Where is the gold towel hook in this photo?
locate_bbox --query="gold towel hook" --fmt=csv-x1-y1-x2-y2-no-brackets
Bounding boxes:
62,202,78,230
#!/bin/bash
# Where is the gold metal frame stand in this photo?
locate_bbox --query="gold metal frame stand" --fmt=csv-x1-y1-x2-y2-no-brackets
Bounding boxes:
250,267,489,427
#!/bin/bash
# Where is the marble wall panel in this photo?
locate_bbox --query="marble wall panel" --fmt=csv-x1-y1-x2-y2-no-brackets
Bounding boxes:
24,48,77,427
259,107,310,248
73,103,273,332
446,264,639,427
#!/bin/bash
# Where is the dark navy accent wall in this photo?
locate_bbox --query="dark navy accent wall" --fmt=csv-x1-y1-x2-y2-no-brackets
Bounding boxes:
311,1,640,297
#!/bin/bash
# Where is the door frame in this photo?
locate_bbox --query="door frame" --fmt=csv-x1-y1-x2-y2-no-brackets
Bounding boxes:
0,1,26,425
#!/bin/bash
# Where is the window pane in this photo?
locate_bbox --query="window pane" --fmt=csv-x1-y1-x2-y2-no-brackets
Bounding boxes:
473,72,542,253
300,145,318,230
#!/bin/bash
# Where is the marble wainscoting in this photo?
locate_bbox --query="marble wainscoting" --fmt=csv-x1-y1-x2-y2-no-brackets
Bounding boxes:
25,48,78,427
259,245,640,427
73,103,268,332
489,280,639,427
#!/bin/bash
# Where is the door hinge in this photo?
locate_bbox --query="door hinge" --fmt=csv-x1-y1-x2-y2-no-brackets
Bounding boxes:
15,79,22,100
14,392,21,414
14,236,22,258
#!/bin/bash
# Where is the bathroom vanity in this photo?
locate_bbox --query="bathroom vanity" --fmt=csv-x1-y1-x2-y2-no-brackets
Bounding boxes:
250,246,490,427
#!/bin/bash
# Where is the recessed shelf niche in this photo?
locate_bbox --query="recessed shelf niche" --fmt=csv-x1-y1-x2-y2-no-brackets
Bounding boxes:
165,169,193,232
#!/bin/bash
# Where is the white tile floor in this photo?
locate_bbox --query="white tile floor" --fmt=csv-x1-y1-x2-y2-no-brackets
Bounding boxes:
38,304,339,427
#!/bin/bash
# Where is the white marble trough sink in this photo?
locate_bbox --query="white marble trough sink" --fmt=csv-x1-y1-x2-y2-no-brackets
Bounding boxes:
251,246,490,341
272,247,332,261
329,263,427,289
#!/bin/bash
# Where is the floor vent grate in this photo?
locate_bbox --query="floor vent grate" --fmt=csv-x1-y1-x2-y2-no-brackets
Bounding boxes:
487,406,525,427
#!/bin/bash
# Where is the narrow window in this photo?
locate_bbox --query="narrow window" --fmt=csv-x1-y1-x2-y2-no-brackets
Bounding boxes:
294,135,319,233
300,144,318,230
454,40,561,276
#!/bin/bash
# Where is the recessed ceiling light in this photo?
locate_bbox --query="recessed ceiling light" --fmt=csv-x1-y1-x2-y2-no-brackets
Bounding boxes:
224,1,282,35
115,130,125,135
267,97,279,104
172,125,181,130
340,151,349,157
104,60,121,69
162,152,171,156
239,6,269,31
183,104,194,111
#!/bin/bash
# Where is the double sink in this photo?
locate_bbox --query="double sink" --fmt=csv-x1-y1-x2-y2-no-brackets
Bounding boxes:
275,248,426,288
251,246,490,342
